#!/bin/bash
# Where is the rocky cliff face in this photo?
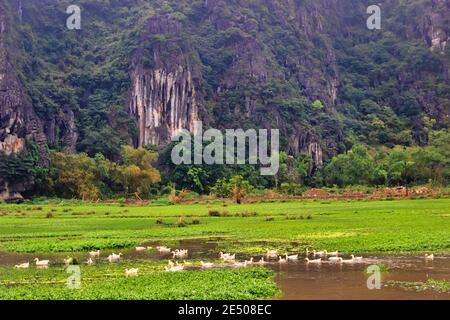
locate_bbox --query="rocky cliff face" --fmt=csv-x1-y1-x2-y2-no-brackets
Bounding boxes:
1,0,449,177
404,0,450,54
0,2,47,200
0,2,46,158
129,15,200,147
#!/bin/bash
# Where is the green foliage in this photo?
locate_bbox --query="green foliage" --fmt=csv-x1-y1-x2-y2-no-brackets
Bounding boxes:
323,133,449,187
2,0,449,198
0,198,449,254
324,144,376,186
211,175,253,203
312,99,324,110
0,266,279,300
46,146,160,200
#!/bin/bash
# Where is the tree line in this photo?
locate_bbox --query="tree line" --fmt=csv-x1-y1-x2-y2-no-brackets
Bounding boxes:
0,128,448,201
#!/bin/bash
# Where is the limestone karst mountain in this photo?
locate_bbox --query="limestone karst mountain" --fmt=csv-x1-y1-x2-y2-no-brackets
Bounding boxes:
0,0,449,198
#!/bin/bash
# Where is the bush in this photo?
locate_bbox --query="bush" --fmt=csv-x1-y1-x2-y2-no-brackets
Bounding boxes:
239,211,258,217
221,209,231,217
208,210,221,217
46,212,55,219
177,217,187,228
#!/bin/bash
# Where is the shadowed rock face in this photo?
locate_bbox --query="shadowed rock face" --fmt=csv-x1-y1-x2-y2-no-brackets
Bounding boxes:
129,14,200,147
0,2,46,159
0,2,46,201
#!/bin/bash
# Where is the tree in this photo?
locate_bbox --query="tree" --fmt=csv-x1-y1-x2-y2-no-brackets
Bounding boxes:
186,167,209,194
211,178,232,198
386,147,415,190
412,147,446,184
293,154,311,185
210,176,252,204
324,144,375,186
229,175,252,204
115,146,161,197
49,152,100,201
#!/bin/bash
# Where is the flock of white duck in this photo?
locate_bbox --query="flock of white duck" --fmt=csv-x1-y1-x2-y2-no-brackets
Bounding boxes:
12,246,437,277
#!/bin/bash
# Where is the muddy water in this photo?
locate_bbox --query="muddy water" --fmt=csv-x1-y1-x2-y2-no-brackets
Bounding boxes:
0,239,449,300
273,256,449,300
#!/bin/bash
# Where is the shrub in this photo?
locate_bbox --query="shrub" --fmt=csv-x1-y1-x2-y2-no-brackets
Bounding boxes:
208,210,221,217
177,217,187,228
46,212,55,219
239,211,258,217
221,209,231,217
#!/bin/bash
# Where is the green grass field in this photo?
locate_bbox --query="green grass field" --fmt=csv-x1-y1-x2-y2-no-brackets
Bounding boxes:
0,198,449,300
0,198,449,253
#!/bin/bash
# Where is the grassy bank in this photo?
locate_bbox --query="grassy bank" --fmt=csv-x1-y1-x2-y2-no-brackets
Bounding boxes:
0,198,449,254
0,197,449,300
0,265,279,300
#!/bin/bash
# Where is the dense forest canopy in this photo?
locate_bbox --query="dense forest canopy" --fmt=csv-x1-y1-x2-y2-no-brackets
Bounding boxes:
0,0,449,200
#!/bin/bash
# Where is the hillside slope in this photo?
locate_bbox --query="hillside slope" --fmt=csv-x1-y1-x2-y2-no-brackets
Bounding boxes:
0,0,449,168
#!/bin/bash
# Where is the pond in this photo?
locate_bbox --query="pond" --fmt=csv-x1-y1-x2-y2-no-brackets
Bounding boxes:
0,239,448,300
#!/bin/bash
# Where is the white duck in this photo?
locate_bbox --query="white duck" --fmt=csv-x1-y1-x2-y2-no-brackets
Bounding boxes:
200,261,214,269
125,268,139,277
313,250,327,257
278,256,288,264
89,250,100,258
165,265,184,272
135,247,146,252
156,246,172,254
329,257,343,263
172,249,189,259
64,257,74,266
425,254,434,261
107,253,123,263
285,254,299,261
34,258,50,268
233,261,248,268
257,258,267,265
86,258,94,265
351,255,364,262
266,250,278,259
342,258,355,264
14,262,30,269
244,257,254,265
305,258,322,264
220,252,236,261
327,251,339,257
